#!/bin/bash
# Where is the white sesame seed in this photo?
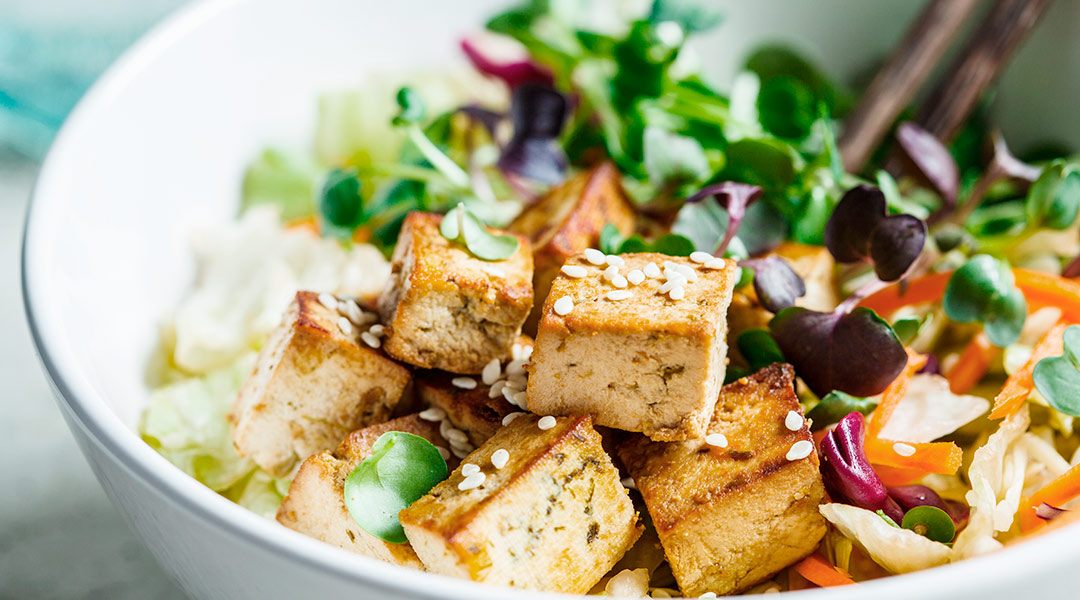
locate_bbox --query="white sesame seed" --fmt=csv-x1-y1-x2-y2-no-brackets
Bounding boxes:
538,416,557,430
502,386,518,404
659,280,678,294
627,269,646,285
893,442,917,457
512,391,528,409
705,433,728,448
451,446,471,460
360,331,381,348
458,472,486,490
611,275,628,288
663,268,687,285
703,257,727,270
435,446,450,460
506,359,527,376
665,261,698,282
606,290,633,301
621,476,637,490
502,412,525,426
603,265,621,281
519,345,533,360
482,265,506,278
368,324,385,336
690,251,714,264
553,296,574,316
491,449,510,469
784,410,804,432
461,463,481,476
450,438,474,453
643,262,661,278
339,299,365,324
482,359,502,385
444,428,470,445
511,343,524,361
507,374,528,391
605,254,625,267
700,593,718,599
668,285,685,300
337,317,354,337
439,419,454,439
786,440,814,461
318,292,338,310
561,265,588,278
419,407,447,422
584,248,606,265
489,380,507,399
451,377,478,390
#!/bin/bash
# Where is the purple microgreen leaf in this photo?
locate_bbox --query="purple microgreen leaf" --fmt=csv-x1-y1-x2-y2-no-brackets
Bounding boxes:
868,213,927,281
496,84,568,185
1036,503,1068,521
896,121,959,208
769,306,907,397
460,37,553,90
819,413,904,523
456,105,505,140
685,182,763,256
991,130,1041,183
824,184,885,263
739,256,806,314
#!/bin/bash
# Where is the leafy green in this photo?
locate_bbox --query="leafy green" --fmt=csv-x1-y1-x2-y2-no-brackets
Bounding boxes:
1033,325,1080,417
643,126,710,190
392,87,427,126
597,223,694,256
344,432,448,544
1025,160,1080,230
648,0,723,33
736,329,785,371
319,168,364,235
805,391,877,431
892,317,922,345
757,76,816,140
901,505,956,544
241,149,320,222
440,204,521,260
943,255,1027,347
743,45,849,117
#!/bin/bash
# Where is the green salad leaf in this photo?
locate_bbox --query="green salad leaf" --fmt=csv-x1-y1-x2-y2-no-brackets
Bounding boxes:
901,505,955,544
643,126,710,190
1033,325,1080,417
344,432,448,544
319,168,364,235
441,204,521,261
597,223,694,257
805,390,877,431
943,255,1027,347
736,329,785,372
1025,160,1080,230
241,149,320,221
648,0,724,34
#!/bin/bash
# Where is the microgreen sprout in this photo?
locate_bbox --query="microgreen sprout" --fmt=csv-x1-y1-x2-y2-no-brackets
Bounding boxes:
392,87,471,189
943,254,1027,347
440,203,521,261
1033,324,1080,417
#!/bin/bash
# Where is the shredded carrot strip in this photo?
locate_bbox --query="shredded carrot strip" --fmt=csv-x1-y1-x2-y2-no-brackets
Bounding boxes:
1020,462,1080,533
859,272,951,316
285,215,320,234
865,439,963,474
793,553,855,587
865,349,926,439
873,464,930,486
944,332,996,395
990,322,1068,419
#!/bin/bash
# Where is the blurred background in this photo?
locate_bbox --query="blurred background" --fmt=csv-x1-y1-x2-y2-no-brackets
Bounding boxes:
2,0,186,597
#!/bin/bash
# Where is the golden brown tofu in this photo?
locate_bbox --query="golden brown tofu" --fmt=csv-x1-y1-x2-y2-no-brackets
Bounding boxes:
378,212,534,374
527,253,738,441
617,364,827,596
230,291,411,476
400,415,642,593
276,414,460,568
509,163,636,333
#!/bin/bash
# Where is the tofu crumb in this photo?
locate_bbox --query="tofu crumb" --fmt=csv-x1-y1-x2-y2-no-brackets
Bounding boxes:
482,359,502,385
458,472,486,490
419,407,447,422
786,440,814,461
690,251,714,264
784,410,804,431
538,415,557,430
606,290,633,301
562,265,588,278
893,442,916,457
491,449,510,469
584,248,606,265
627,269,645,285
705,433,728,448
554,296,574,316
451,377,478,390
461,463,481,476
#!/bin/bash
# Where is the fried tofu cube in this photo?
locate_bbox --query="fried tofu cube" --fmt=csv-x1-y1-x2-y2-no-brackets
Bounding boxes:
378,212,534,374
400,414,642,593
509,163,636,333
527,253,738,441
276,414,459,567
617,364,827,596
231,291,411,476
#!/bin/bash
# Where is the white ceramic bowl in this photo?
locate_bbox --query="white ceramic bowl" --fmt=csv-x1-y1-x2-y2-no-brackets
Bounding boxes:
22,0,1080,598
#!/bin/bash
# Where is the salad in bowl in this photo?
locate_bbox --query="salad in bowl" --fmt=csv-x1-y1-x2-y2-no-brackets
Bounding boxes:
136,0,1080,596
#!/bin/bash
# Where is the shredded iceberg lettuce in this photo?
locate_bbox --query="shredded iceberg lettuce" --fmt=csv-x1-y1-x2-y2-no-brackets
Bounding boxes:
819,503,951,574
241,148,322,222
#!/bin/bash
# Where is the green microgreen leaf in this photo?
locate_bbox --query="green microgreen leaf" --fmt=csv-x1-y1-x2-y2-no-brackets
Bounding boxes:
241,148,319,222
441,204,520,261
943,255,1027,346
598,223,694,257
1033,325,1080,417
599,223,623,255
736,329,785,371
901,505,956,543
319,167,364,228
392,87,427,126
757,76,816,141
343,431,448,544
1025,160,1080,230
648,0,724,34
891,317,922,345
642,126,710,189
805,391,876,431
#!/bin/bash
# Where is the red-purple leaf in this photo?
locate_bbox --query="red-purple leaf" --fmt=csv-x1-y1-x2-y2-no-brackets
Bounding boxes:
868,214,926,281
896,122,959,208
769,306,907,397
739,256,806,313
685,182,763,256
819,413,904,523
497,84,568,185
825,185,926,282
460,38,553,89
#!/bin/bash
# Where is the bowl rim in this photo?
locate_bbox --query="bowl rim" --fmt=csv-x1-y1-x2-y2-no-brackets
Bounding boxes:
19,0,1080,597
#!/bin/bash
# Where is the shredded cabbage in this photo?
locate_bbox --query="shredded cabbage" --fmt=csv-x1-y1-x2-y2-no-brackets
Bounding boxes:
819,503,951,574
241,148,322,222
877,373,989,443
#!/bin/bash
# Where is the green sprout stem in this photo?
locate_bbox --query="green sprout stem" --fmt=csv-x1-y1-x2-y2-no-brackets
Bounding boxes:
405,125,471,189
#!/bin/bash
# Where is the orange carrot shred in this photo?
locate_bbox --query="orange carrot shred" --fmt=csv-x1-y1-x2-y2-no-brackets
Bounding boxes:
944,332,996,395
990,322,1069,419
793,553,855,587
1020,462,1080,533
873,464,930,487
865,349,926,439
865,439,963,474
